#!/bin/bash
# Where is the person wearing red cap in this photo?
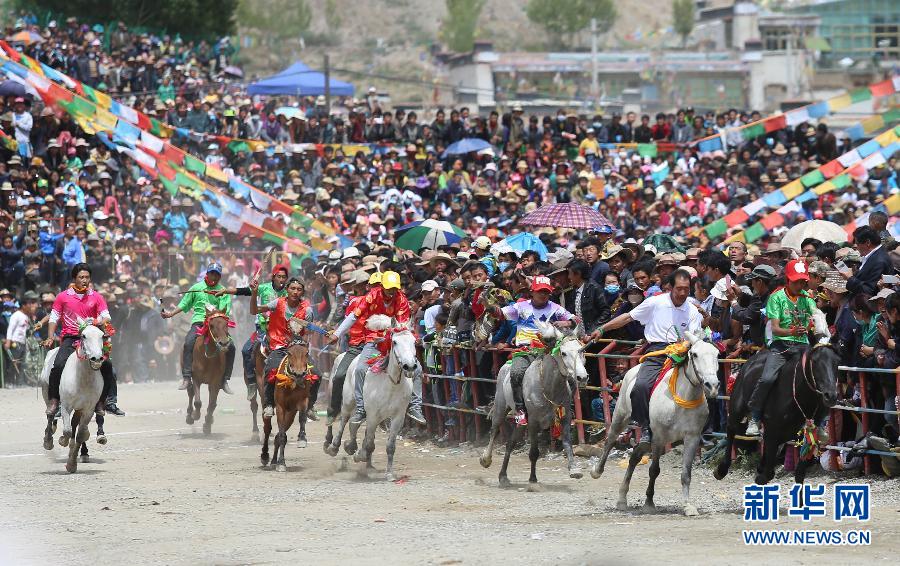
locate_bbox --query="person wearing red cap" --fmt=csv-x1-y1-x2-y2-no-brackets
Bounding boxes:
745,259,816,436
496,275,575,425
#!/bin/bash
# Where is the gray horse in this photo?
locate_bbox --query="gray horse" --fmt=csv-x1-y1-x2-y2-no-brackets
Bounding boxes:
589,330,720,516
479,322,588,486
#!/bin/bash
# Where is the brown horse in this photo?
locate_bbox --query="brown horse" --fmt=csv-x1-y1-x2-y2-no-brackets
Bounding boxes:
186,306,231,434
261,332,311,472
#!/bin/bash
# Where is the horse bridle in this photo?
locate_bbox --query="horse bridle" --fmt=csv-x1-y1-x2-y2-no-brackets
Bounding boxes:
279,339,310,382
203,313,232,358
793,344,830,419
388,329,416,385
75,333,106,370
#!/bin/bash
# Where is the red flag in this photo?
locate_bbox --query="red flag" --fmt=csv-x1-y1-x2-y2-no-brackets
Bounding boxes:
760,212,784,230
136,112,152,131
763,115,786,133
723,209,749,227
0,40,21,61
819,159,843,178
870,79,895,97
163,144,184,166
157,160,177,180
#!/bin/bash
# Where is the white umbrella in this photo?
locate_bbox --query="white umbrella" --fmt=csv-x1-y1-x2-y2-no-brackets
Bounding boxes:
781,220,848,250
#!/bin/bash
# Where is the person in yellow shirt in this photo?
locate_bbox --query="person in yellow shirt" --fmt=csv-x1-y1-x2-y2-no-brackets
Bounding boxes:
578,128,600,156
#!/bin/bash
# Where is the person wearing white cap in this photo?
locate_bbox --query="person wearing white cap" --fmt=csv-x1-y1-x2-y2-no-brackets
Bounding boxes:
342,246,361,264
470,235,497,277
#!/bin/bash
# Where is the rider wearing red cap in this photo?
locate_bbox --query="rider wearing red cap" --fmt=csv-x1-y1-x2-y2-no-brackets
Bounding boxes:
497,275,575,425
745,259,816,436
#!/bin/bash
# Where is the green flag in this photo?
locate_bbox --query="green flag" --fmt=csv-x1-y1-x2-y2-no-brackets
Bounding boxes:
228,140,251,154
849,88,871,103
704,219,728,239
160,176,178,196
262,233,284,246
831,174,851,189
744,222,767,243
183,154,207,175
800,169,825,188
741,123,766,140
637,144,657,158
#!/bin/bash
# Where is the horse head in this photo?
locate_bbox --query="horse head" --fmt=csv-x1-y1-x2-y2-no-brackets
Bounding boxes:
811,309,832,344
537,321,588,384
683,330,720,400
205,307,231,350
76,317,106,370
807,343,840,408
390,320,419,374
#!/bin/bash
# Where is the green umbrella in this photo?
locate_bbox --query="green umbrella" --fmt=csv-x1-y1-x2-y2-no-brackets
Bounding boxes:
394,219,468,251
643,233,685,254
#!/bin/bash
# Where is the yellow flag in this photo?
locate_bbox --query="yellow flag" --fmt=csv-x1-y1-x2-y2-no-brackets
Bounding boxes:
780,180,804,200
827,93,852,111
813,181,836,195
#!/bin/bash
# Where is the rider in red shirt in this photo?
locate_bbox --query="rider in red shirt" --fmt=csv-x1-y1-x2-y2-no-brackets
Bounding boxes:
326,270,424,424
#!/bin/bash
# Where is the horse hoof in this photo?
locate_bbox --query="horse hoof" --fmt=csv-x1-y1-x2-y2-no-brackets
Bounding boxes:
96,434,107,445
65,462,77,473
684,504,699,517
261,456,270,467
642,503,657,514
616,500,628,511
713,467,727,481
185,415,194,425
203,424,212,435
276,464,287,473
297,439,307,449
569,468,583,479
43,436,54,451
498,476,511,488
81,453,90,464
385,472,395,482
324,444,339,457
353,452,366,463
343,441,357,455
590,463,603,479
479,454,492,468
59,435,69,447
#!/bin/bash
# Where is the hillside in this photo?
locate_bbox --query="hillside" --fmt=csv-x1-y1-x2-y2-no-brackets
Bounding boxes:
236,0,676,104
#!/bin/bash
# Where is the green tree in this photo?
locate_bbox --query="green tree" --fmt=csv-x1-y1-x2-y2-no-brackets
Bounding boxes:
526,0,617,49
673,0,695,47
441,0,486,52
324,0,342,30
237,0,311,39
21,0,237,37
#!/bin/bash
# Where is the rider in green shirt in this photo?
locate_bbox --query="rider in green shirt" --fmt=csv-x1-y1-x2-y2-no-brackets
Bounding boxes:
161,262,235,394
745,260,816,436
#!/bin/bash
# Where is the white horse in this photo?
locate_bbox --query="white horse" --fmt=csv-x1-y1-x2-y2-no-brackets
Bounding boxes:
480,322,589,486
590,330,720,516
39,322,107,473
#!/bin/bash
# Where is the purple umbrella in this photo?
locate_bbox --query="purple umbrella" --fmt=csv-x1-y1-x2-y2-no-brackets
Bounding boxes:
519,202,614,230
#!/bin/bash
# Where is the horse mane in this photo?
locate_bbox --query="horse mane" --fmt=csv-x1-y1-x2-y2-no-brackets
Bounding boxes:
366,314,392,331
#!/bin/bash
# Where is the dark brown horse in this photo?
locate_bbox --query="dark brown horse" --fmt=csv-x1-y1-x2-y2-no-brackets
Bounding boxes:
186,306,231,434
261,334,311,472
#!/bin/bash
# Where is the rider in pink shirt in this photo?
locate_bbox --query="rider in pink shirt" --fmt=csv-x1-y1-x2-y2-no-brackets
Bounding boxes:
44,263,120,418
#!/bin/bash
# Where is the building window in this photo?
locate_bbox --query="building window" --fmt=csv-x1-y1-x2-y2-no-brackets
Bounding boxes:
763,29,793,51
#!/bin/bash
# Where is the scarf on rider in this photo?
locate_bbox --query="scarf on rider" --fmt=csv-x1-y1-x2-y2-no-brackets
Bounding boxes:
204,275,217,288
69,283,89,295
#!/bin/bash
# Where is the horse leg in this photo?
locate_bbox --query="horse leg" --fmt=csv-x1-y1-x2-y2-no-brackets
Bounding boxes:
192,382,202,422
498,420,520,487
43,414,55,450
344,419,361,456
643,444,663,512
385,415,404,481
794,456,812,485
353,417,376,465
80,439,90,463
260,413,272,467
528,424,540,484
95,413,107,445
65,411,81,473
755,431,779,485
324,422,333,450
680,434,702,516
59,406,72,447
75,417,91,466
297,411,307,448
479,409,503,469
617,445,643,511
561,410,582,479
185,386,195,425
713,429,735,481
203,385,219,435
591,401,629,478
275,406,295,473
249,394,260,443
325,416,345,456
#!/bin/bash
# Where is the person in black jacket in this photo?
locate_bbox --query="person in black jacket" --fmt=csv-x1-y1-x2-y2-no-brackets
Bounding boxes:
564,259,611,334
730,265,776,354
844,227,894,296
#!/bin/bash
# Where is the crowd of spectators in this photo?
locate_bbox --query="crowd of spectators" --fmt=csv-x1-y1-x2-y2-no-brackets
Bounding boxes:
0,17,898,454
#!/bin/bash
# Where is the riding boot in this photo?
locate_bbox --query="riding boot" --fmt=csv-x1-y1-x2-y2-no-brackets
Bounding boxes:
637,425,652,450
511,380,526,414
220,342,236,395
47,365,63,406
263,379,275,418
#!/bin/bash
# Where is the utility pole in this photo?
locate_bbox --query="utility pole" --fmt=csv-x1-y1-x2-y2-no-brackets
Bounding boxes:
590,18,599,102
324,54,331,114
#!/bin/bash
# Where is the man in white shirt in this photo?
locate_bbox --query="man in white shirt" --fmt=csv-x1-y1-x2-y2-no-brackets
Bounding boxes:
5,291,38,386
11,97,33,157
591,269,703,450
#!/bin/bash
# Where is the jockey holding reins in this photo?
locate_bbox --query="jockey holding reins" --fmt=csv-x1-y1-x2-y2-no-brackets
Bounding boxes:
591,269,703,451
496,275,576,426
43,262,120,418
250,277,313,417
745,259,816,437
215,264,289,400
161,262,235,395
325,270,425,425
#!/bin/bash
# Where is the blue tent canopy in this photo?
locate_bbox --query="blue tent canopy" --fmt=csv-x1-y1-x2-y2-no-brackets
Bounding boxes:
247,61,354,97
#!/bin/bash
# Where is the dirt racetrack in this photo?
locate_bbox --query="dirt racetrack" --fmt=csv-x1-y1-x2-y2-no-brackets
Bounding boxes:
1,381,897,565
